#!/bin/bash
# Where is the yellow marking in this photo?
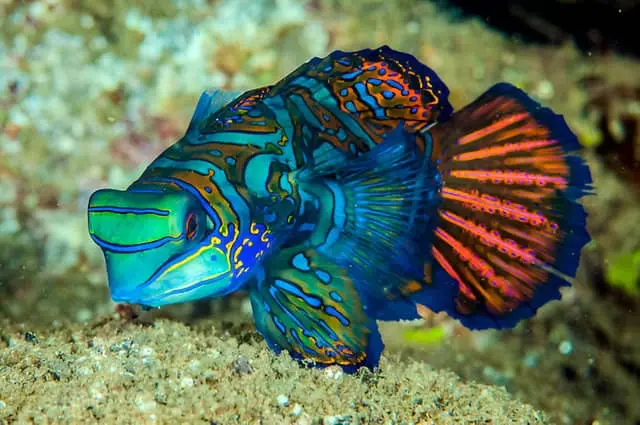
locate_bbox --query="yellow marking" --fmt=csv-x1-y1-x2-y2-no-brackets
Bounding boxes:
233,245,243,264
159,236,225,278
400,280,422,296
250,222,260,234
261,230,271,243
158,246,231,292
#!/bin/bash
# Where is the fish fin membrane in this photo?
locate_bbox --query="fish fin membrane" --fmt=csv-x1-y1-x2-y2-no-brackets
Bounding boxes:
269,45,453,151
298,125,444,320
249,246,383,371
423,82,593,329
186,88,243,137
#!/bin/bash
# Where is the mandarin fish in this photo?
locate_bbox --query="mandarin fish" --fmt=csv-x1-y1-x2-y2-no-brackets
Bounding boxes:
87,46,592,371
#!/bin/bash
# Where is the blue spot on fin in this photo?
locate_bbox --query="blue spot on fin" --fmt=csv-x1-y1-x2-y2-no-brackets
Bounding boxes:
248,247,382,372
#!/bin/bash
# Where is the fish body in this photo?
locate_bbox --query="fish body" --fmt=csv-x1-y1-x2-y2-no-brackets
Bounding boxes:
88,46,592,370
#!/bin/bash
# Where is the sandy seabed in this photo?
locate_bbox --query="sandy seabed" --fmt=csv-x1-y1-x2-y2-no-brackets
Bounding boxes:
0,317,546,425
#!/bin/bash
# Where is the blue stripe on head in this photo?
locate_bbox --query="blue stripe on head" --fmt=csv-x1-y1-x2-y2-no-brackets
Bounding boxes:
90,233,183,253
88,206,170,216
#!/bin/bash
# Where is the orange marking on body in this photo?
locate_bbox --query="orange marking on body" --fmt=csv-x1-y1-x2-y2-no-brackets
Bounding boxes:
503,156,569,174
439,210,539,264
501,223,557,248
458,112,530,145
453,139,556,161
399,280,423,296
487,252,544,290
432,244,476,300
442,188,550,226
450,170,568,188
434,227,523,312
435,228,493,277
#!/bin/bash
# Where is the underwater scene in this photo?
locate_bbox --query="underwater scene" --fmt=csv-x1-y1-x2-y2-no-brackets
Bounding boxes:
1,0,640,424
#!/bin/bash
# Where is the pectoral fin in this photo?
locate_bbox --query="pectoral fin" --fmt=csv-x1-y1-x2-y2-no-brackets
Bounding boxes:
248,246,382,370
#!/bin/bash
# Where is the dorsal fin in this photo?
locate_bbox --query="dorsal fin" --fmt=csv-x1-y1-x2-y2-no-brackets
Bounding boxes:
268,45,453,153
186,88,242,138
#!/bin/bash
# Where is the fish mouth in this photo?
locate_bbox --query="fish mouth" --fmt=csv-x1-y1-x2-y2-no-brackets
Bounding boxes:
109,272,235,308
110,289,174,309
110,289,153,307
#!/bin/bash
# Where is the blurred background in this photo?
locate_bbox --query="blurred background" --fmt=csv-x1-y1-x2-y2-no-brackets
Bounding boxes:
1,0,639,424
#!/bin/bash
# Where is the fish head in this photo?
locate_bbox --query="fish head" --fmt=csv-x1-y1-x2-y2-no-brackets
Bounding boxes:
88,188,239,308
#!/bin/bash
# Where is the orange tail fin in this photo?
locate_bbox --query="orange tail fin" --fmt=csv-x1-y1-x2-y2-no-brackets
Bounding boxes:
426,83,592,329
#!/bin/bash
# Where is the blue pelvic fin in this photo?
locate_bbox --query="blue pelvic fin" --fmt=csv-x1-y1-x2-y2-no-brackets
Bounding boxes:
249,246,383,372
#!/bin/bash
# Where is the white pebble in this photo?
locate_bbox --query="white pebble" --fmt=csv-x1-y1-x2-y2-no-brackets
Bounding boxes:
89,384,104,401
28,2,47,19
536,80,555,100
75,308,92,323
180,377,194,388
323,365,343,380
0,181,17,203
291,403,303,416
140,346,154,357
80,14,94,29
559,340,573,356
323,416,347,425
406,21,420,34
276,394,289,407
135,397,156,412
90,36,108,51
75,366,92,376
0,400,6,409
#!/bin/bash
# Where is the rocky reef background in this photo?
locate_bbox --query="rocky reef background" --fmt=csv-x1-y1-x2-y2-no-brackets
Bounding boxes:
1,0,639,424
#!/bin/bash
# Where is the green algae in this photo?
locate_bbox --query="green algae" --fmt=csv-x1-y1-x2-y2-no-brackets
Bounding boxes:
402,325,446,346
606,250,640,296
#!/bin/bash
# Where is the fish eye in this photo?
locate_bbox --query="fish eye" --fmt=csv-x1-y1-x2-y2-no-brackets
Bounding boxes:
185,212,198,240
